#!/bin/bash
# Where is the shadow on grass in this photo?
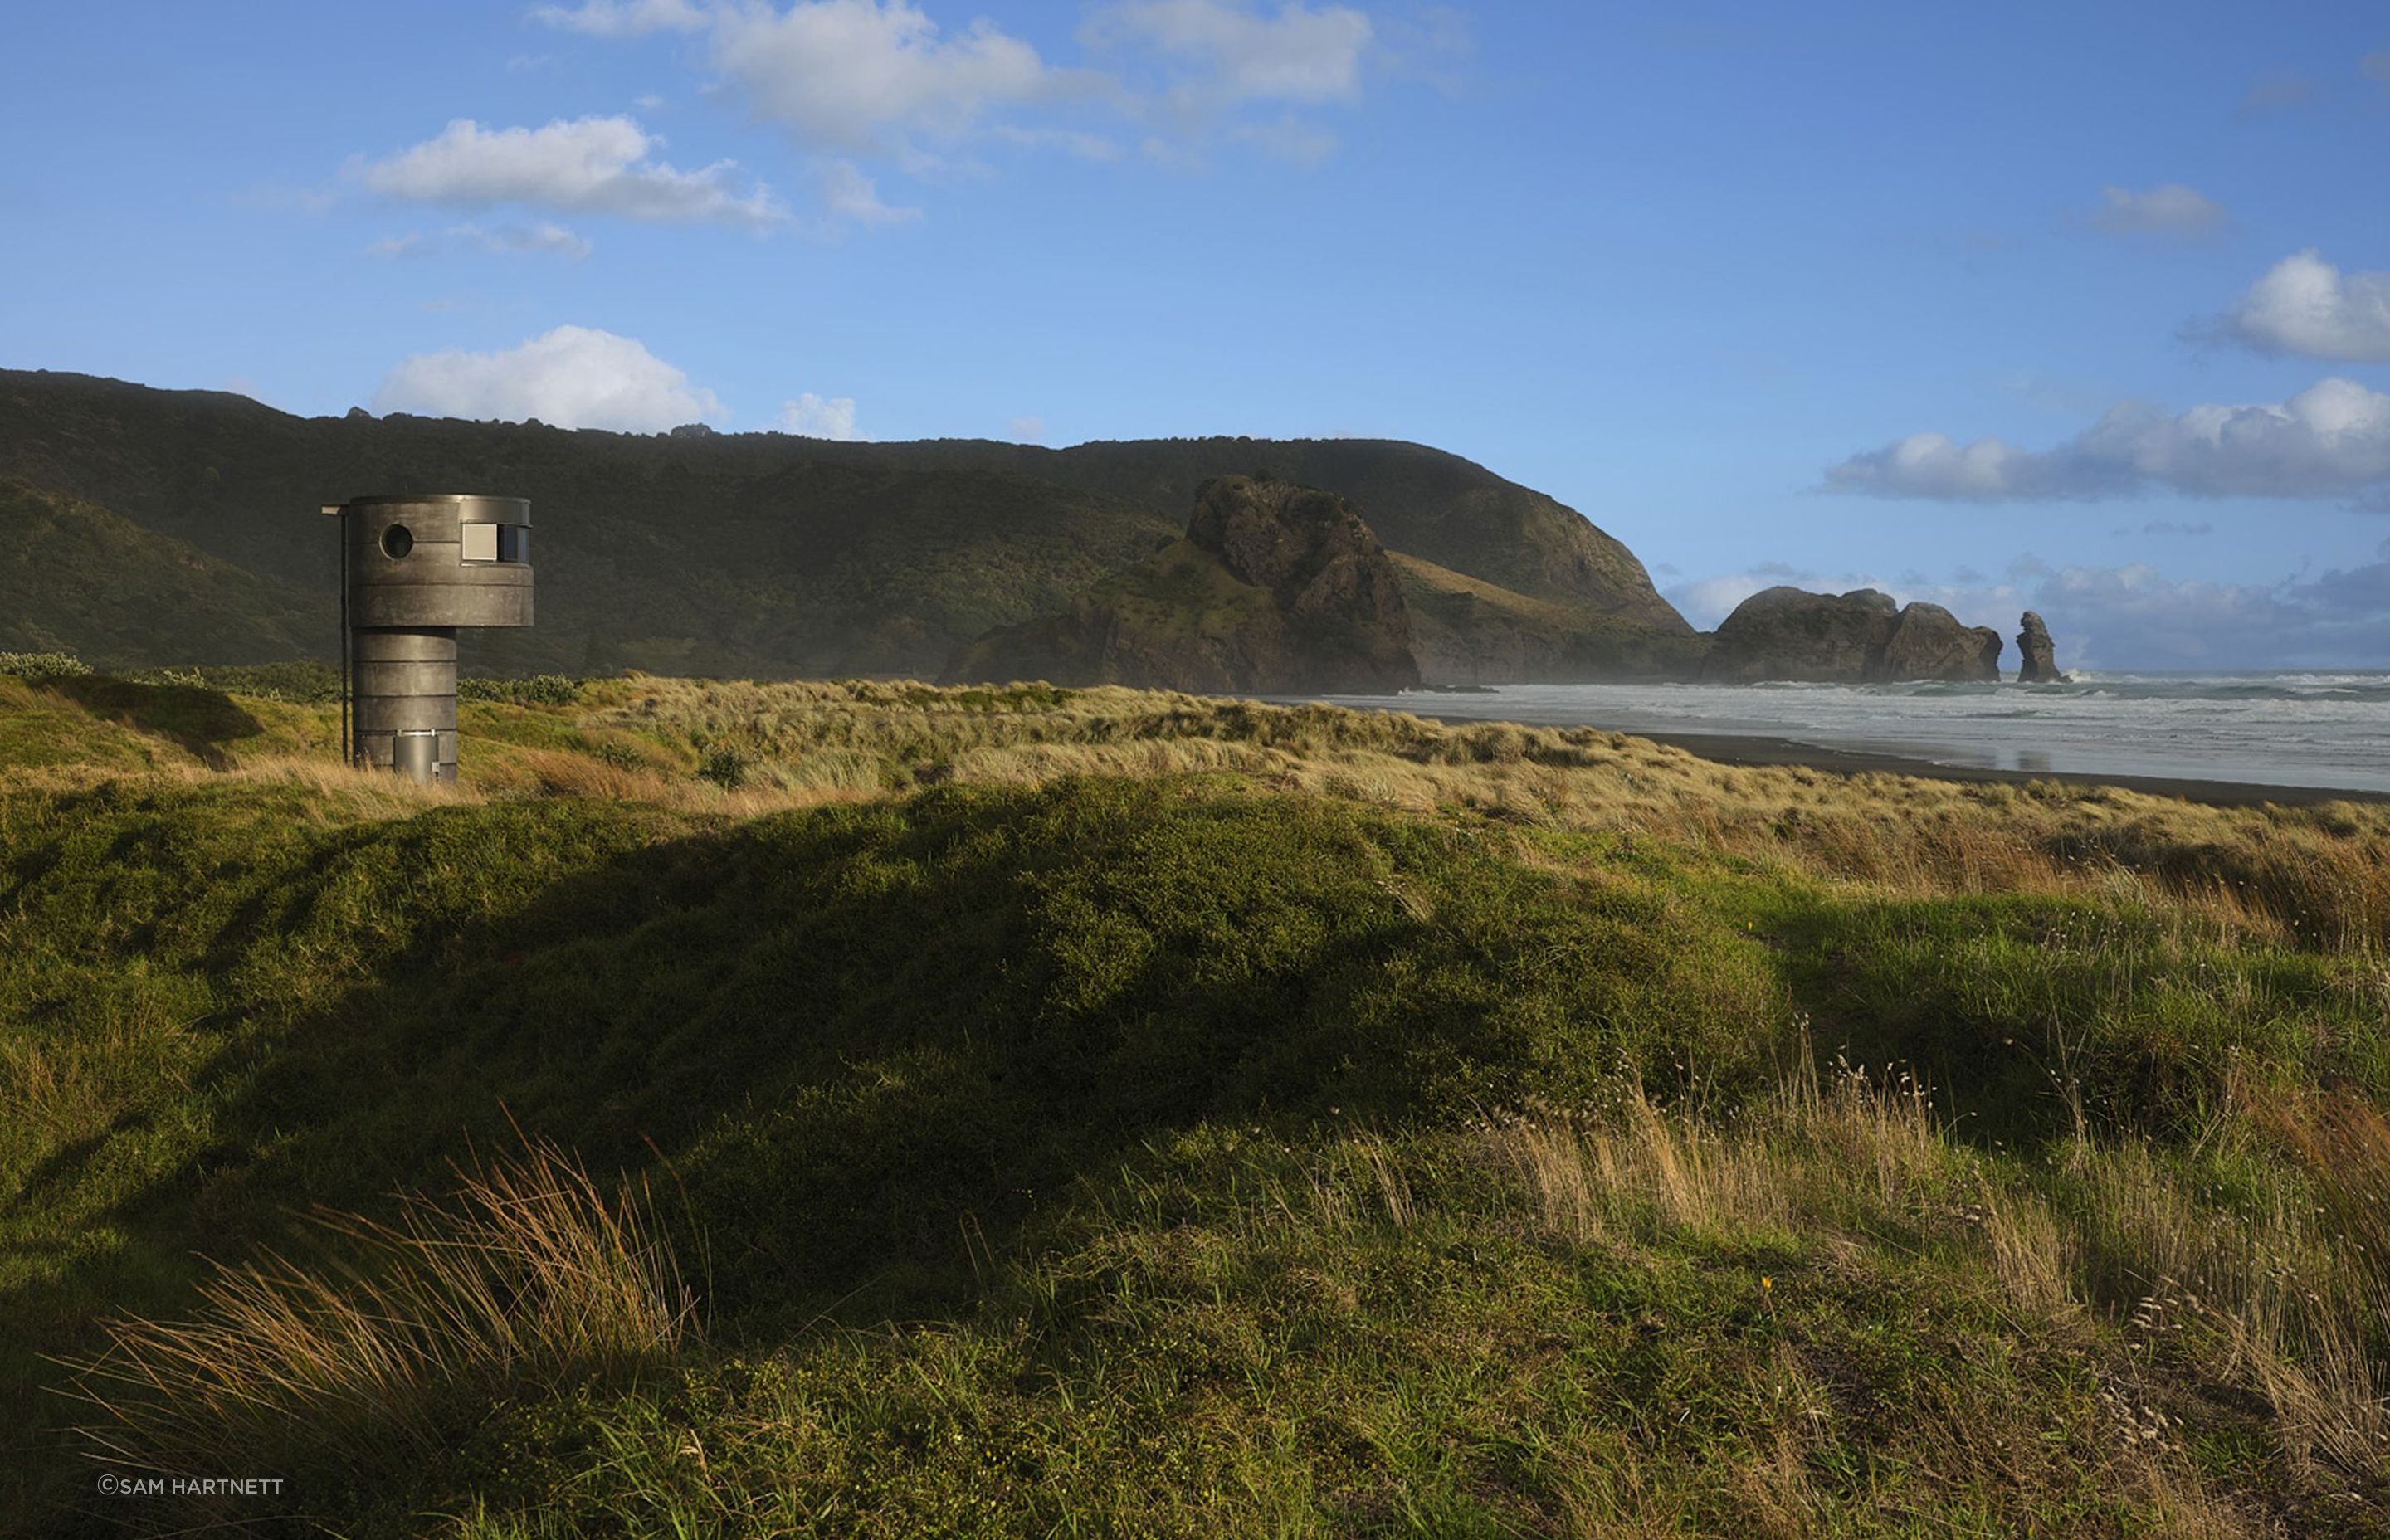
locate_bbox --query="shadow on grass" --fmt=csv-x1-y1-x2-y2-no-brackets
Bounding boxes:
42,678,264,768
15,778,2368,1530
2,779,1771,1529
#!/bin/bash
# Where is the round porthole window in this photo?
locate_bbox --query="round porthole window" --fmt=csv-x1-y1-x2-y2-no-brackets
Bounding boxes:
380,524,414,559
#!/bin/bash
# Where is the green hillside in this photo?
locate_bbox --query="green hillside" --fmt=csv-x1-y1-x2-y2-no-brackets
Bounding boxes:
1393,551,1713,683
0,480,327,670
0,370,1691,680
5,671,2389,1533
951,436,1691,628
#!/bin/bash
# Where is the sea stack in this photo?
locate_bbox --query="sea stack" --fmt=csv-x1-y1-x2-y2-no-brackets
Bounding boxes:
2016,611,2068,683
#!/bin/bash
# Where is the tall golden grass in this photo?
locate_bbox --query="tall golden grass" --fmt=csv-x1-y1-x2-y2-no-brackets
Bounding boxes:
64,1137,694,1482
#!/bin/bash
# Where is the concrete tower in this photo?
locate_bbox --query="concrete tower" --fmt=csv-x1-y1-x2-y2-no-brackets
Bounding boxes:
329,495,534,782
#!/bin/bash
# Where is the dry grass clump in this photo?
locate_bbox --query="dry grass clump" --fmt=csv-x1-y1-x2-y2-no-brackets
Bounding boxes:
65,1137,695,1483
1480,1049,1951,1255
488,747,678,803
2270,1094,2390,1314
2227,1093,2390,1481
2,754,486,829
211,753,487,817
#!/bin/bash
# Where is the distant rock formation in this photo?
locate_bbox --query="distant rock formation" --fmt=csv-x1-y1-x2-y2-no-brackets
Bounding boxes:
2015,611,2069,683
1881,602,2005,683
1701,587,2002,684
944,475,1422,695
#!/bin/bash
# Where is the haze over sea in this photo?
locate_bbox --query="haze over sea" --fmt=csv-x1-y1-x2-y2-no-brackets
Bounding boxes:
1311,674,2390,796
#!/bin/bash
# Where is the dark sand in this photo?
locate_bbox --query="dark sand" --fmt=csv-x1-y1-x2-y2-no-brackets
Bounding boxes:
1430,720,2390,809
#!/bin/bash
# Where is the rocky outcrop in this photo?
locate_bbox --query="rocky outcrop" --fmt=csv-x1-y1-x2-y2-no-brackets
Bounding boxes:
2016,611,2068,683
1882,602,2005,683
1701,587,2001,684
944,475,1421,694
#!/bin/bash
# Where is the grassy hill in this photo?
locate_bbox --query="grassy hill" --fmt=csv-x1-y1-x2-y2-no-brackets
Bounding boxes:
0,480,327,670
951,435,1690,628
0,370,1690,681
4,666,2389,1533
1394,552,1713,683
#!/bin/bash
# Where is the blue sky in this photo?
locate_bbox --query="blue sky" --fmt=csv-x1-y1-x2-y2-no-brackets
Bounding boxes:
6,1,2390,669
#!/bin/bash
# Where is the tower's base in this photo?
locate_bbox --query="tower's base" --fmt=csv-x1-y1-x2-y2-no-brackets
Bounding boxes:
351,626,458,782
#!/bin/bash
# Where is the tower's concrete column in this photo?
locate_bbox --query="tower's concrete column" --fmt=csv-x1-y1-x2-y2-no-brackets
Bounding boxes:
351,627,459,780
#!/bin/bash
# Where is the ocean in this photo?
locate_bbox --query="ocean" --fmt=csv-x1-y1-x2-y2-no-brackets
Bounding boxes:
1304,673,2390,795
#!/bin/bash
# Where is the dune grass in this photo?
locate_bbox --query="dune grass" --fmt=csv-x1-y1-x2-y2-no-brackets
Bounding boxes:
66,1136,692,1513
2,670,2386,1535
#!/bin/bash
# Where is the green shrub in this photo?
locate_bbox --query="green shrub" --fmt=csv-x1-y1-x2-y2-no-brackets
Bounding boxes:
0,651,91,682
698,745,749,790
175,660,343,703
588,738,649,772
461,675,584,707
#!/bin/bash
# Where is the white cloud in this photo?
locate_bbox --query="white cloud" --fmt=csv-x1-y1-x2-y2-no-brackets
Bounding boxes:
1009,415,1046,441
1825,432,2058,500
373,325,724,431
534,0,708,36
776,392,864,439
544,0,1393,215
1082,0,1374,106
373,222,594,260
818,159,920,224
358,115,783,229
709,1,1071,154
461,220,594,257
1825,378,2390,501
987,124,1126,160
1668,570,1802,631
1231,114,1339,164
2027,556,2390,669
2213,251,2390,363
2082,183,2228,238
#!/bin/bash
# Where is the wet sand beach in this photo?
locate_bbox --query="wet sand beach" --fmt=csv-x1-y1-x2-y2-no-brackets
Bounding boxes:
1592,727,2390,808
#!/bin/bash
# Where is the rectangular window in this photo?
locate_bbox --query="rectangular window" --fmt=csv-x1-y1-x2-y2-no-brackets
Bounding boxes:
462,525,530,563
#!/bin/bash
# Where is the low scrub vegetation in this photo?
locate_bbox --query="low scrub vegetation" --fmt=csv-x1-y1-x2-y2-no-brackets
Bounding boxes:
2,672,2386,1534
0,650,93,682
